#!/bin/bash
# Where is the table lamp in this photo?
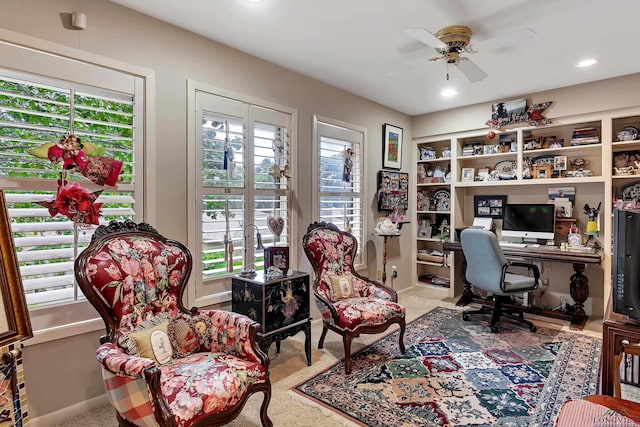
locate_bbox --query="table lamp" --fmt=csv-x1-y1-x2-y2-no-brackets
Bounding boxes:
240,224,265,277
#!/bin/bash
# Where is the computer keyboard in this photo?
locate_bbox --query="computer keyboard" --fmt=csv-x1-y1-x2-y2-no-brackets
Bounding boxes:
499,241,529,248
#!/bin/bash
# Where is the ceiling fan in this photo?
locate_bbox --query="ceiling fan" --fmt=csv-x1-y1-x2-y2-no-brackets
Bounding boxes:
406,25,535,82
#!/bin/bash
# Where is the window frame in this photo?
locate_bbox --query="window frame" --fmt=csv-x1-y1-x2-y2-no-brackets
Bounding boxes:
0,28,155,343
313,115,367,270
187,80,298,308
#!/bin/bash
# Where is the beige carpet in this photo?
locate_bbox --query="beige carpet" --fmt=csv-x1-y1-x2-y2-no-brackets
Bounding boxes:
57,286,605,426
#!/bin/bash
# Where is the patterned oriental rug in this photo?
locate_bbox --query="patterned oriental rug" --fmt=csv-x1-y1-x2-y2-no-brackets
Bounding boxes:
292,307,602,426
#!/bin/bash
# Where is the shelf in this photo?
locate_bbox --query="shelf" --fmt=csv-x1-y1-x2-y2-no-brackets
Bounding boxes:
455,176,605,187
456,152,516,161
417,182,450,187
416,260,448,267
417,210,450,214
612,175,640,181
612,139,640,151
417,157,451,164
522,144,601,156
417,237,444,242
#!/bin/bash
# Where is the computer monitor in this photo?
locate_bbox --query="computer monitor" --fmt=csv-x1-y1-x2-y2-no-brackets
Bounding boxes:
501,203,555,242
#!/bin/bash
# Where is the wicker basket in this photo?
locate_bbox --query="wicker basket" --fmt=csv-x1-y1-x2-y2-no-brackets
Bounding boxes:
417,253,444,263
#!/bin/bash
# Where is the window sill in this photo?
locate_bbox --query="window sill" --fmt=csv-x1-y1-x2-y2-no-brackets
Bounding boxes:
24,317,104,346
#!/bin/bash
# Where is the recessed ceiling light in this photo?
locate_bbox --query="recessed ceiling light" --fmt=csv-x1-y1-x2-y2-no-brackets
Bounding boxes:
575,59,597,68
441,88,457,98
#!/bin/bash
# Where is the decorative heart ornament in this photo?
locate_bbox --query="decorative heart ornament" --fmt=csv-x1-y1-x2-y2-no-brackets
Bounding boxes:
267,216,284,239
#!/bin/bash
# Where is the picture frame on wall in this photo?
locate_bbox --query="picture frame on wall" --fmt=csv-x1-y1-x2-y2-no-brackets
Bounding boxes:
474,195,507,218
377,170,409,211
382,123,403,169
264,246,290,274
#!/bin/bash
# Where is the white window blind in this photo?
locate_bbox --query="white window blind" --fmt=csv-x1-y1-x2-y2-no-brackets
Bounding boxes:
0,72,138,309
317,121,364,265
193,91,292,301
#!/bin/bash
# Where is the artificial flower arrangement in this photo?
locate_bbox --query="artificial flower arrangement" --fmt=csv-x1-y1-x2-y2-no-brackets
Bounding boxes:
30,132,123,226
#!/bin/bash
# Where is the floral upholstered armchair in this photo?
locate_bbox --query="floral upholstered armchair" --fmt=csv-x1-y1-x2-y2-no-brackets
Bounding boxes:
75,220,272,427
302,221,406,374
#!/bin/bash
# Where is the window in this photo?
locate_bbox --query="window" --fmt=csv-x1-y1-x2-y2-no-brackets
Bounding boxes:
0,72,139,308
0,36,148,335
189,84,295,306
314,117,365,266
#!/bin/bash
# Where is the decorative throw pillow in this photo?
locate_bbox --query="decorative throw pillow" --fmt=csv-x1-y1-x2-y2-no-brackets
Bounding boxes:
168,314,212,357
119,312,171,355
329,274,355,300
128,320,173,365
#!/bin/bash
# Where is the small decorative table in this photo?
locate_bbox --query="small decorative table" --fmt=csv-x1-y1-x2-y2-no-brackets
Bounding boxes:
231,271,312,365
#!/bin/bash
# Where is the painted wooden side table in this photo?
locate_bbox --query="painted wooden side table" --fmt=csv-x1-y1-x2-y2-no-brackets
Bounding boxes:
231,271,312,365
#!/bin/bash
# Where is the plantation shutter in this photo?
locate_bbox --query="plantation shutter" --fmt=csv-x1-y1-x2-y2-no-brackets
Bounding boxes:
317,121,364,265
0,71,139,309
194,91,291,302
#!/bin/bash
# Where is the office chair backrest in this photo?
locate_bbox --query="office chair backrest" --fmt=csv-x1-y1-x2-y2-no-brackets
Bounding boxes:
460,228,508,293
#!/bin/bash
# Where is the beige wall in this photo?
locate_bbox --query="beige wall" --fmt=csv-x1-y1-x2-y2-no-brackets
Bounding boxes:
413,74,640,137
0,0,413,420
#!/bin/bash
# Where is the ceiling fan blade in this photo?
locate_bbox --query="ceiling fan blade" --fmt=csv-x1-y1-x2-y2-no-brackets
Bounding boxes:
456,59,488,82
405,28,447,50
473,28,536,50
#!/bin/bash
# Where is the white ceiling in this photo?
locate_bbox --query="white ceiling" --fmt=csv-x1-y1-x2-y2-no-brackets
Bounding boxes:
109,0,640,116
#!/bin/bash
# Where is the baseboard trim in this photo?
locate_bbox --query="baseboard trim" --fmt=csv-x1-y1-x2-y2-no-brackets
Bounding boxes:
28,394,109,427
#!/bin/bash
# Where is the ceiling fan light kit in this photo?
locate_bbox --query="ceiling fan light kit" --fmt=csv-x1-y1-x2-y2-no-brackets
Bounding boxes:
407,24,533,83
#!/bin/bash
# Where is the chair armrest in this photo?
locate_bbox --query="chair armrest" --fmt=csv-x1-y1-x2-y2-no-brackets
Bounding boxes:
507,261,540,282
96,342,155,378
198,310,269,369
352,272,398,302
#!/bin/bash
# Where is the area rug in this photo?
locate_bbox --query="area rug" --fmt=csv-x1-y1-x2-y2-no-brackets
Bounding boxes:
292,307,601,426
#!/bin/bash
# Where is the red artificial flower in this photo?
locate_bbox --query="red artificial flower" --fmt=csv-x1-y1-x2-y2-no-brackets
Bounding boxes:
36,182,103,225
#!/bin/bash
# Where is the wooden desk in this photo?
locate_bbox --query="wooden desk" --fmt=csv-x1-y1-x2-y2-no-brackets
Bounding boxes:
443,242,602,330
602,297,640,395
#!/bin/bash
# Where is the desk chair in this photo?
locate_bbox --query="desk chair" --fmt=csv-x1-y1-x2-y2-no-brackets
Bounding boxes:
460,228,540,333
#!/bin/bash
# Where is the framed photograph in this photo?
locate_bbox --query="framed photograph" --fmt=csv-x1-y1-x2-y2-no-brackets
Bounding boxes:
554,155,568,171
0,191,32,347
264,246,289,274
382,123,403,169
377,170,409,211
474,195,507,218
532,163,552,179
548,186,576,204
523,136,543,150
461,167,475,182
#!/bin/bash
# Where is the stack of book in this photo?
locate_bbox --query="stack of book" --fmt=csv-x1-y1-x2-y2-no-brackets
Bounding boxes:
462,142,483,156
570,127,600,145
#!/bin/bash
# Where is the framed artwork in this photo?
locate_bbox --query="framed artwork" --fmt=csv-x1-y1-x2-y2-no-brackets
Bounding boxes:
554,155,568,171
0,191,32,348
474,195,507,218
382,123,403,169
532,163,552,179
377,170,409,211
264,246,289,274
461,167,475,182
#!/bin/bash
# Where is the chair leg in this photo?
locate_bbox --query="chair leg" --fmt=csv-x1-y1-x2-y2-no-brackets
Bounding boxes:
490,297,503,333
343,333,354,374
398,318,406,354
259,386,273,427
318,326,328,349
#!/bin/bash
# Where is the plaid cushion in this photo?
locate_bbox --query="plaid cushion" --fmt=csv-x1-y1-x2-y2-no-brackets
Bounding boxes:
103,368,156,427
